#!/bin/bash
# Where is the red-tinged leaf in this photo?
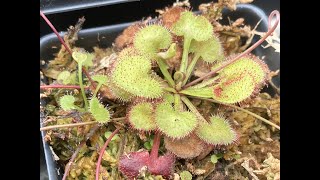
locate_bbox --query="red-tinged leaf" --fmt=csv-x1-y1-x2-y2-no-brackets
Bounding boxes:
118,151,149,179
119,151,175,179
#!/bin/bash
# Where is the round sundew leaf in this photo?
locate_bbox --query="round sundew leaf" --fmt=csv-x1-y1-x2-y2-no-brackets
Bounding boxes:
72,51,94,67
111,55,163,98
118,46,140,58
164,135,205,158
89,97,110,123
172,11,213,42
214,54,269,86
72,51,87,64
57,71,71,84
180,171,192,180
155,102,197,139
59,95,77,111
212,73,255,104
57,71,77,85
189,36,225,63
128,102,156,131
196,115,237,145
82,53,94,67
134,24,172,59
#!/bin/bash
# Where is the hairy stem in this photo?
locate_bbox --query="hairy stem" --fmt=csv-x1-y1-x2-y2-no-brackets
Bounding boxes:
184,10,280,89
78,63,89,110
62,125,100,180
157,58,175,87
200,98,280,130
174,94,182,111
95,126,121,180
183,53,201,86
179,37,192,73
40,85,89,89
40,10,96,89
150,131,161,161
93,83,103,98
192,76,219,89
180,96,207,122
163,87,177,93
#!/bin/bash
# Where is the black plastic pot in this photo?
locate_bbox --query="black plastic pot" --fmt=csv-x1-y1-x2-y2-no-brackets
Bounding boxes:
40,3,279,180
40,0,136,14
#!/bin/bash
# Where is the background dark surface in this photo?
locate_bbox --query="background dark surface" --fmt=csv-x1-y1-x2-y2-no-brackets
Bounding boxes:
40,0,280,179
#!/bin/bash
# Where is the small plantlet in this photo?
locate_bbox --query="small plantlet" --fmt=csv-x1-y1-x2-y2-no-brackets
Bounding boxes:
57,71,77,85
127,102,157,131
59,95,77,111
72,51,95,110
196,115,237,145
155,102,197,139
89,97,111,123
134,24,172,60
210,154,222,164
180,171,192,180
72,51,94,68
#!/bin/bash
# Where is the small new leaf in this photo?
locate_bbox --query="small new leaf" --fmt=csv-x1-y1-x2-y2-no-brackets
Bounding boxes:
190,35,225,63
59,95,77,111
72,51,94,67
134,24,172,59
196,115,237,145
89,97,110,123
157,43,177,60
155,102,197,139
172,11,213,42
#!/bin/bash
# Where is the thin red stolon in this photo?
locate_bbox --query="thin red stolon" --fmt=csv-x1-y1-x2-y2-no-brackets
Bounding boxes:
95,127,121,180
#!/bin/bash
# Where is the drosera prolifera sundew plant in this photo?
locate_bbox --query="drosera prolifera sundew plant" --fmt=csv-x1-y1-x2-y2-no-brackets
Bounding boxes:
40,1,280,179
